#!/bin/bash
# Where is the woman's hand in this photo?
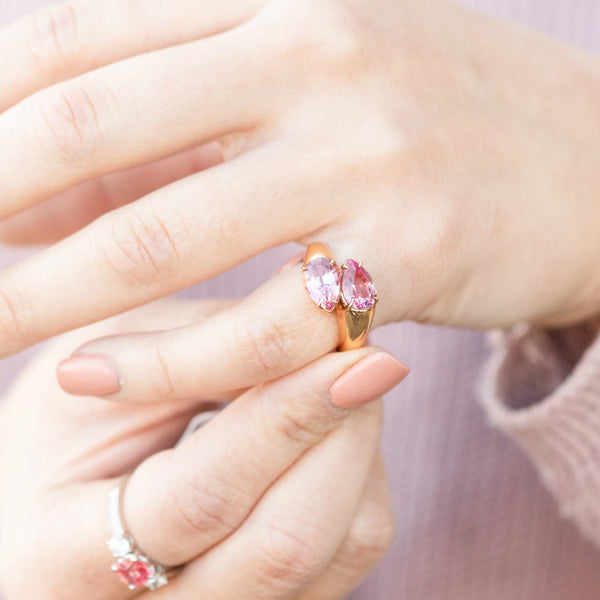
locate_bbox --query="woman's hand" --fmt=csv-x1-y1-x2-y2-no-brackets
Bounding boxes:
0,299,409,599
0,0,598,376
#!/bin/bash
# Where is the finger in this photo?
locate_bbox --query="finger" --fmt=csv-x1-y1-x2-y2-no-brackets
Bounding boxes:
122,349,407,566
5,478,139,600
58,257,392,402
0,301,242,600
0,0,266,111
0,132,343,358
0,142,224,245
58,266,335,400
160,401,384,600
0,148,301,357
23,402,380,599
0,18,273,219
297,450,395,600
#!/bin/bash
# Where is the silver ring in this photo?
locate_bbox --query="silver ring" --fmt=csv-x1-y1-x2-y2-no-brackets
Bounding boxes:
107,480,171,591
107,410,221,591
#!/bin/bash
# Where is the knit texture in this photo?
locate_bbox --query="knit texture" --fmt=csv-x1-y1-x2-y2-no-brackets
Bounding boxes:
482,324,600,549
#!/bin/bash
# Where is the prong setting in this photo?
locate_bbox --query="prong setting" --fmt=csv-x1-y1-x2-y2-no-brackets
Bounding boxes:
340,258,377,312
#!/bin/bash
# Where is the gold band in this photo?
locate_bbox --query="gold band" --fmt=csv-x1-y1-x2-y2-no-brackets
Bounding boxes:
335,305,375,351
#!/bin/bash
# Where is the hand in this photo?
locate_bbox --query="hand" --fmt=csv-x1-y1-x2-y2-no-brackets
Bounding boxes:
0,0,598,378
0,299,409,599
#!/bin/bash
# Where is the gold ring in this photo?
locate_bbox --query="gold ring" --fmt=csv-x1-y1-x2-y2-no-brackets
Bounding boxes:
301,242,378,351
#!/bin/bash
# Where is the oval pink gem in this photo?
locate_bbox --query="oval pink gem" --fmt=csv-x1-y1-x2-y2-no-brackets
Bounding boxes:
341,259,377,311
302,256,341,312
116,558,152,588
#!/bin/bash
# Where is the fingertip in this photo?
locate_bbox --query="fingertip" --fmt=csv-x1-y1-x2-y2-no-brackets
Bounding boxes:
329,351,409,409
57,354,121,397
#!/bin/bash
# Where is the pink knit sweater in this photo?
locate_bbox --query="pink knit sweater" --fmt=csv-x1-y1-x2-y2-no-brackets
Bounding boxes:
0,1,599,599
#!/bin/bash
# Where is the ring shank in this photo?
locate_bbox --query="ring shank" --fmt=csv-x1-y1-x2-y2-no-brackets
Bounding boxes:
336,307,375,351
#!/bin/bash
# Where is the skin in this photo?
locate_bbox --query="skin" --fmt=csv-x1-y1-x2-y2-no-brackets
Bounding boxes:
0,0,599,596
0,299,400,599
0,0,594,367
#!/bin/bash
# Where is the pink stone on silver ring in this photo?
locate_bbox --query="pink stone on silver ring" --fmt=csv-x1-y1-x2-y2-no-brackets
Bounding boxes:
107,484,170,591
114,555,157,590
340,259,378,311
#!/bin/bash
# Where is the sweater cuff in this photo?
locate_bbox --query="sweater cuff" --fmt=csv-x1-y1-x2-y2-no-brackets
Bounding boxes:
480,322,600,546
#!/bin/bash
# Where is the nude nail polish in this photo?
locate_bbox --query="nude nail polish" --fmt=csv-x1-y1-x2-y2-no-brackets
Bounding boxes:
329,352,410,409
57,354,121,397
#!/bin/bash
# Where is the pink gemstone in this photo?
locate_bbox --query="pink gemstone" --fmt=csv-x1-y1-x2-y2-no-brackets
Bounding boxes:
302,256,341,312
116,558,152,588
341,259,377,311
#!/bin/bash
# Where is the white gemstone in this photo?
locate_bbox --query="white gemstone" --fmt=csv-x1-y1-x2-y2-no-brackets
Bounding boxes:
107,536,132,557
147,573,168,591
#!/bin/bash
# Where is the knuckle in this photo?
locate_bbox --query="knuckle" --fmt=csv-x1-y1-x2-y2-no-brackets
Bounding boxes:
99,205,188,288
267,387,344,448
341,503,395,569
26,79,109,165
399,207,462,322
272,401,324,447
0,279,33,345
148,340,177,401
26,2,80,71
263,0,364,70
169,467,240,535
253,514,329,592
241,315,291,378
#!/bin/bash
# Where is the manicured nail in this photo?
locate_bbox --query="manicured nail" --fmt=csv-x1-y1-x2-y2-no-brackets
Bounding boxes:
273,251,305,276
329,352,410,408
57,354,121,397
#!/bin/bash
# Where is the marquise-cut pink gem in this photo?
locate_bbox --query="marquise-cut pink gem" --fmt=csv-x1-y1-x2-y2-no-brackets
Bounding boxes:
116,558,152,588
341,259,377,311
302,256,341,312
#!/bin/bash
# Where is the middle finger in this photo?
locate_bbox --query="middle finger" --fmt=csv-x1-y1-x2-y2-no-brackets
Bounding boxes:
0,142,224,244
0,18,271,218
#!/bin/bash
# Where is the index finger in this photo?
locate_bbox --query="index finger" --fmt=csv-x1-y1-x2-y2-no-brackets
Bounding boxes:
0,148,318,357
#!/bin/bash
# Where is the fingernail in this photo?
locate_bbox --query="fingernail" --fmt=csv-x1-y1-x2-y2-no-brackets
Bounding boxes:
273,251,305,276
329,352,410,409
57,354,121,397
